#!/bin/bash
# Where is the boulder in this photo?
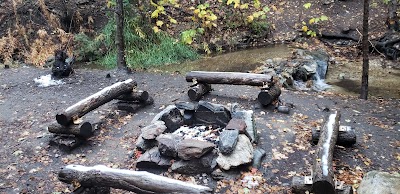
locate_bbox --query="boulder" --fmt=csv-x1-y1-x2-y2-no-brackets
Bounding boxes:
140,121,167,140
136,147,172,170
177,139,215,160
171,150,217,174
358,171,400,194
193,101,231,127
216,135,254,170
156,133,183,158
218,129,239,155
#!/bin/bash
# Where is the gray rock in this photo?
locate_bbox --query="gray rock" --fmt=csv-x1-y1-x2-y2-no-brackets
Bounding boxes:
151,105,177,122
193,101,231,127
136,147,172,169
252,148,266,169
141,121,167,140
218,129,239,155
231,110,257,143
211,168,240,181
171,150,217,174
135,134,157,151
160,107,184,133
175,101,197,111
216,135,254,170
225,118,247,132
177,139,215,160
156,133,183,158
358,171,400,194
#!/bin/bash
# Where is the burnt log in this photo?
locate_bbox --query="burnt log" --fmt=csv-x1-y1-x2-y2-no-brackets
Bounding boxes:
48,122,94,139
49,135,84,151
72,186,110,194
58,165,212,194
56,79,137,126
116,90,149,102
312,126,356,146
114,97,154,113
186,71,272,86
188,83,211,101
312,111,340,194
257,85,281,106
291,176,353,194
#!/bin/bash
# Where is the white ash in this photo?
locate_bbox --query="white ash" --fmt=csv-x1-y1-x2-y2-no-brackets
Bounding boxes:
173,125,223,144
34,74,64,87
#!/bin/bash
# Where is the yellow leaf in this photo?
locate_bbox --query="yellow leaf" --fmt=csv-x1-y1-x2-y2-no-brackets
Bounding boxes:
234,0,240,8
156,20,164,27
302,25,308,32
254,0,261,9
151,10,159,18
227,0,233,5
240,3,249,9
194,9,200,14
153,26,160,33
247,15,254,23
208,14,217,21
169,17,177,24
309,18,315,25
271,5,277,11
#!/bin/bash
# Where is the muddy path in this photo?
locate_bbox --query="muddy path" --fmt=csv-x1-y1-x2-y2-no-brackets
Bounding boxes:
0,67,399,193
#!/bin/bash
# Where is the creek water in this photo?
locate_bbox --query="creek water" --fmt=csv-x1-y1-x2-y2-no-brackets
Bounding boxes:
157,45,400,99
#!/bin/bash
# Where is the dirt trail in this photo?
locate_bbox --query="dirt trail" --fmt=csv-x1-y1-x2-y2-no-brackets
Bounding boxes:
0,66,398,193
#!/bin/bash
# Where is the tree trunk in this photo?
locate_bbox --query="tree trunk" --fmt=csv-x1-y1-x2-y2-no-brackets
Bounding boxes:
116,0,127,69
188,83,212,101
388,0,399,31
48,122,94,139
186,71,272,86
360,0,370,100
116,90,149,102
257,85,281,106
312,112,340,194
58,165,212,194
56,79,137,126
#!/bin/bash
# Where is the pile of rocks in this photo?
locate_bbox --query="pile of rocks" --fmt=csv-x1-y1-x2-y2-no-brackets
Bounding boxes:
135,101,257,174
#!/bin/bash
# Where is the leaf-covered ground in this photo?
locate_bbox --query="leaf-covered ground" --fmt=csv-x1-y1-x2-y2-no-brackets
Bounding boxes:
0,66,398,193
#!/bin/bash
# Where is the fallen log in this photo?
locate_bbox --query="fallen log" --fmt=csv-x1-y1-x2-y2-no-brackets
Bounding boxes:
188,83,211,101
257,85,281,106
58,165,212,194
312,125,356,146
116,90,149,102
186,71,272,86
48,122,94,139
56,79,137,126
113,97,154,113
312,111,340,194
292,176,353,194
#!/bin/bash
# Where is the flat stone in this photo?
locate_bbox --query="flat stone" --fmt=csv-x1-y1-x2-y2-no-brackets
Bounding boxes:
135,134,157,151
225,118,247,132
193,101,231,127
358,171,400,194
171,150,217,174
175,101,197,111
136,147,172,170
141,121,167,140
218,129,239,155
177,139,215,160
231,110,257,143
216,135,254,170
156,133,183,158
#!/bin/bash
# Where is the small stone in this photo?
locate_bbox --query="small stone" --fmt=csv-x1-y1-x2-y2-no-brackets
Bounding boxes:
177,139,215,160
136,147,172,170
218,129,239,155
141,121,167,140
157,133,183,158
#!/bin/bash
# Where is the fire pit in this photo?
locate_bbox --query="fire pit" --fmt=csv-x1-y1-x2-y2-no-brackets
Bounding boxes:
134,101,257,174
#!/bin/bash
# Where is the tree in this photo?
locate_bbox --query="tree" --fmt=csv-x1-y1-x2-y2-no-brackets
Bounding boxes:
115,0,127,69
360,0,370,100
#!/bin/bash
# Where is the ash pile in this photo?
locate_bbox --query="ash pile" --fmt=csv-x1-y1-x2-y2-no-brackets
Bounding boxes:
134,101,260,175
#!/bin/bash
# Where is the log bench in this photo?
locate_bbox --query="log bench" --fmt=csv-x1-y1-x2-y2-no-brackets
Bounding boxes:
185,71,278,105
58,165,212,194
291,111,354,194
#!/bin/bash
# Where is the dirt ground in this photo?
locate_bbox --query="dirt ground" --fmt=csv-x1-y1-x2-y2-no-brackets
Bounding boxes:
0,66,398,193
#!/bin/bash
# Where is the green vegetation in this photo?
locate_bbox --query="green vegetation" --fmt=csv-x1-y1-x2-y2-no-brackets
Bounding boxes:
74,0,198,69
301,3,329,37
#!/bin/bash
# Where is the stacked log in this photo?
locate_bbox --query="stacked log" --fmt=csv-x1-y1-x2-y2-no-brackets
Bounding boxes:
49,79,152,150
257,85,281,106
188,83,212,101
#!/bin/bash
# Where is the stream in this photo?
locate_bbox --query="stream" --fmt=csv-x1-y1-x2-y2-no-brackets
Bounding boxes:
157,45,400,99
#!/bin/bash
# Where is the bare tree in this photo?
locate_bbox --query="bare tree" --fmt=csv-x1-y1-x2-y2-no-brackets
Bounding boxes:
360,0,370,100
115,0,127,69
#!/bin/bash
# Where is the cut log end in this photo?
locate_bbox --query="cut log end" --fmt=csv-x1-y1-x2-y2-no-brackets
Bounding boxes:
313,181,336,194
258,85,281,106
56,114,71,126
188,83,211,101
80,122,94,138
